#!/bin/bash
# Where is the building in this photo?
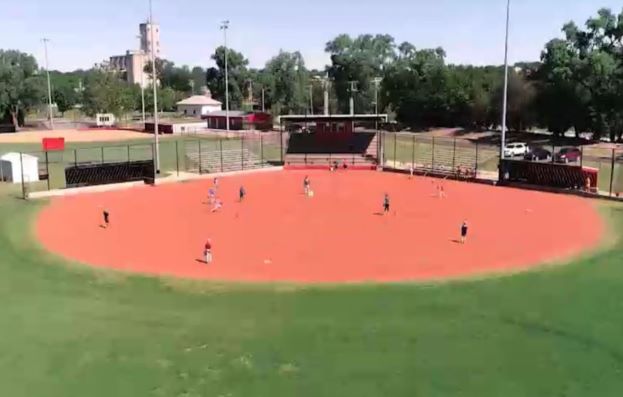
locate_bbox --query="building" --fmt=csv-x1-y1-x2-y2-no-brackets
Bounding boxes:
144,120,207,134
108,21,160,88
0,153,40,183
139,21,161,58
109,50,148,87
205,111,272,131
176,90,222,117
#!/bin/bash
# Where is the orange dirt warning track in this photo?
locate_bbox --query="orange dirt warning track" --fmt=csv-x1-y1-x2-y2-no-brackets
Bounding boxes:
36,171,603,283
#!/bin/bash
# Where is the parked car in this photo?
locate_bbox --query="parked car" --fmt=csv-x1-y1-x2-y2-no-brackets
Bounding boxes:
524,147,552,161
503,142,529,157
555,147,582,163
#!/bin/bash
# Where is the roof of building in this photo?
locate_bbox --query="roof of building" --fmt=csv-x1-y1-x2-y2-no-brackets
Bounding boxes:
177,95,222,106
0,152,39,162
279,114,389,123
205,111,249,117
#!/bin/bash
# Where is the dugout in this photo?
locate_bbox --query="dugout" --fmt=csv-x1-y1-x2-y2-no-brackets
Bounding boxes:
0,152,40,183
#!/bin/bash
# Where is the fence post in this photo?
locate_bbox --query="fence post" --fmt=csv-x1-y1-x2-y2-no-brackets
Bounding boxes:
45,151,50,191
411,134,415,169
175,140,180,177
280,130,284,164
219,139,224,172
475,142,480,177
101,146,105,164
260,134,264,165
241,136,245,170
432,137,436,169
609,148,615,196
580,146,584,167
20,152,26,199
393,132,397,168
199,140,203,174
452,138,457,171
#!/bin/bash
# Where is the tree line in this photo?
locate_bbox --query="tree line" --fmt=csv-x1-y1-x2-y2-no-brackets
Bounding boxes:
1,7,622,140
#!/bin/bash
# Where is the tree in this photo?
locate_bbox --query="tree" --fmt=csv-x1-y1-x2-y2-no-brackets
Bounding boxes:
264,51,309,114
535,8,623,141
52,85,77,116
326,34,396,113
191,66,206,94
0,50,45,128
205,46,249,109
82,70,137,117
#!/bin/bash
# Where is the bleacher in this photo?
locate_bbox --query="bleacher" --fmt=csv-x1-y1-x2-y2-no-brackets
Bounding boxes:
410,138,479,179
185,148,262,174
285,132,379,169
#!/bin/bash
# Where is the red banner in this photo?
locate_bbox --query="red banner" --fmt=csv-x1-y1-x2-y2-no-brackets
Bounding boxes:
42,137,65,151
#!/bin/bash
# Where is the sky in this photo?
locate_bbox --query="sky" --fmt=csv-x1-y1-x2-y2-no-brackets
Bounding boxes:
2,0,621,72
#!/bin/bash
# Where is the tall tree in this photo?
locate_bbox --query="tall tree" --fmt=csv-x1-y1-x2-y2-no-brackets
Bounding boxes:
326,34,396,113
264,51,309,114
206,46,249,109
82,70,137,117
191,66,206,94
0,50,45,128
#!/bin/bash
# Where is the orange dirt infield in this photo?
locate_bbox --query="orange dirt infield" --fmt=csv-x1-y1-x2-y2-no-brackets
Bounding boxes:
36,171,604,283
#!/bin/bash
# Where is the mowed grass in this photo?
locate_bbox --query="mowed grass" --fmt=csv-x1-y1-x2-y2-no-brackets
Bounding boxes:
0,134,282,192
1,189,623,396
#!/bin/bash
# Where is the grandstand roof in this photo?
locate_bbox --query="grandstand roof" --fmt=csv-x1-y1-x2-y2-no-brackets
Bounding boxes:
279,114,388,123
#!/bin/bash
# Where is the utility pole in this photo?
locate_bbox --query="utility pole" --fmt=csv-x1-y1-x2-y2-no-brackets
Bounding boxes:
148,0,160,174
137,35,146,126
500,0,511,162
308,85,314,115
220,20,230,131
348,80,358,115
42,38,54,129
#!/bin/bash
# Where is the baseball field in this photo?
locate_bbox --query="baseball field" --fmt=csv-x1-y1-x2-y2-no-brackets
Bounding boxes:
1,131,623,396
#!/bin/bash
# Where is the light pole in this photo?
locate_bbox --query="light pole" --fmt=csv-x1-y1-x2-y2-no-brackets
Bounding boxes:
500,0,511,161
220,20,230,131
261,87,265,112
308,85,314,115
348,81,358,115
42,38,53,129
373,77,382,163
137,35,146,126
149,0,160,174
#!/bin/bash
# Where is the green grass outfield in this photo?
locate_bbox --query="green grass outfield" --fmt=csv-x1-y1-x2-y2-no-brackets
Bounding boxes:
1,186,623,396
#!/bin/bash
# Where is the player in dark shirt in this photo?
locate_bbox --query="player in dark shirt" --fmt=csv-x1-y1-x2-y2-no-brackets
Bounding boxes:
460,221,468,244
383,193,390,214
303,176,310,196
102,210,110,228
239,186,246,202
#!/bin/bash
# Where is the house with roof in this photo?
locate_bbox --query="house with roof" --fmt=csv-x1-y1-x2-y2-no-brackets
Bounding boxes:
176,89,222,117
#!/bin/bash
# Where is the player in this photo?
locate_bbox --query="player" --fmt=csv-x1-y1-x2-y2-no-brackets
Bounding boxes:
460,220,468,244
409,164,414,179
211,199,223,213
383,193,390,214
303,175,311,196
102,209,110,228
437,182,447,199
239,186,246,202
204,239,212,264
213,177,220,190
208,187,216,205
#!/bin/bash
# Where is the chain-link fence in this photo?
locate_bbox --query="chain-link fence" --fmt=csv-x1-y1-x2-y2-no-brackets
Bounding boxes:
382,133,500,181
8,132,284,198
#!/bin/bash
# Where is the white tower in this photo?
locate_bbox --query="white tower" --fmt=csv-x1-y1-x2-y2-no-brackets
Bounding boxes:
139,21,161,58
